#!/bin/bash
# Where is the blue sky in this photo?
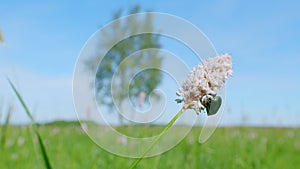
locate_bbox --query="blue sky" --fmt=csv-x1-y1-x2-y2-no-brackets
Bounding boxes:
0,0,299,126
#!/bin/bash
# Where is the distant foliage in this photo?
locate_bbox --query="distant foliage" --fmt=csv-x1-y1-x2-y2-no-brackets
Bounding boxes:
85,6,163,123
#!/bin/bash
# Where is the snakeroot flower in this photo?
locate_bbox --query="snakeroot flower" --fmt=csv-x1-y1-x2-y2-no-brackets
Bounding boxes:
129,54,233,169
176,54,232,115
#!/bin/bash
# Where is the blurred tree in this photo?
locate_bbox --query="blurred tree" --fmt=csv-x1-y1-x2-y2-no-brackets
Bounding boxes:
85,6,163,124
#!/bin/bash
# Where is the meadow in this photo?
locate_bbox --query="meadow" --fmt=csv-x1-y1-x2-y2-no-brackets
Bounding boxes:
1,121,299,169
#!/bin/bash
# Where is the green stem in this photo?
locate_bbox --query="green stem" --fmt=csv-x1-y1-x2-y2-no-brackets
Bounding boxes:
8,79,52,169
129,107,185,169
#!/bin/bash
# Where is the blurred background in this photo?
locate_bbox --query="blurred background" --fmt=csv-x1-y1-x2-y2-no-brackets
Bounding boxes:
1,1,300,169
1,0,299,126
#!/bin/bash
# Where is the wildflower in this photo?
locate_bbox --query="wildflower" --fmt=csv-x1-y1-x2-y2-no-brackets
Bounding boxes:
261,137,268,144
117,136,128,145
138,91,146,107
247,131,257,139
176,54,232,115
50,127,60,136
11,153,18,160
129,54,233,169
17,137,25,147
287,131,294,138
81,123,88,133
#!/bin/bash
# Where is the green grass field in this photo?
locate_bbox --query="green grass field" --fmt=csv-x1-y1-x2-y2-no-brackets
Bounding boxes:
1,121,299,169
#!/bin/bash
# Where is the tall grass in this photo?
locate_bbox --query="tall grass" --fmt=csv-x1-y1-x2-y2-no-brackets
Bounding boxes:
8,79,52,169
0,104,13,149
0,98,2,121
129,108,185,169
2,124,299,169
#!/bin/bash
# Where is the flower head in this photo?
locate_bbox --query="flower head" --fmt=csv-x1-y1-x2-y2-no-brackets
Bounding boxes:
176,54,232,114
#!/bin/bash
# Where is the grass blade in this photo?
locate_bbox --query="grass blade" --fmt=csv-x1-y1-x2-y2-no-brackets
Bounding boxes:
0,106,12,149
129,108,185,169
0,98,3,122
36,132,52,169
8,79,52,169
0,30,4,44
8,79,34,122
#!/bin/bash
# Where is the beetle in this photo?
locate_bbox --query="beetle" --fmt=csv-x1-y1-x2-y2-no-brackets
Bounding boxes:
203,95,222,116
